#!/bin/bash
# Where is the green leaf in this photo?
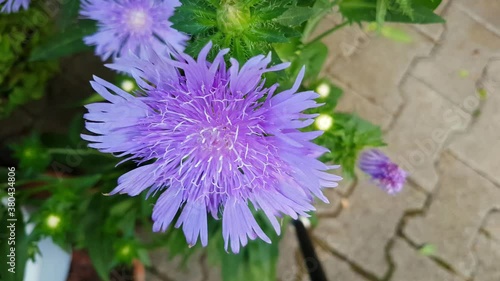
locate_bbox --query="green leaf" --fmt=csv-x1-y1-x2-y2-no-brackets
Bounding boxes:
170,0,217,35
339,0,444,24
275,6,316,26
83,196,115,281
302,0,334,41
413,0,442,9
419,244,437,256
246,25,290,43
385,6,445,23
220,227,280,281
284,41,328,85
314,113,386,178
57,0,81,30
29,20,96,61
10,133,51,175
0,205,33,281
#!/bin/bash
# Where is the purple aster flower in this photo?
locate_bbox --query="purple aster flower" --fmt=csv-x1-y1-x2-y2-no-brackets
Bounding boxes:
82,42,342,253
0,0,29,13
358,149,407,194
80,0,188,61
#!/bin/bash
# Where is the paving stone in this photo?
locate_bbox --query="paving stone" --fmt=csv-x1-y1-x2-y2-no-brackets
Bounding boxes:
332,79,393,130
313,180,426,278
449,59,500,185
473,234,500,281
313,13,370,67
410,3,500,112
298,247,368,281
483,211,500,242
455,0,500,36
315,188,342,217
328,166,356,196
411,0,450,42
147,250,204,281
389,239,459,281
403,152,500,278
385,76,470,192
327,24,434,115
201,257,222,281
277,225,302,281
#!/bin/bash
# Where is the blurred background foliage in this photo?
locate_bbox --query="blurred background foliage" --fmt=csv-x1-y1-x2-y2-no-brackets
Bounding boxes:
0,0,442,280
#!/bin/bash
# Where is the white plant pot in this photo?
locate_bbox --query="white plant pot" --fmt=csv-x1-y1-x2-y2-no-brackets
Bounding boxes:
22,207,72,281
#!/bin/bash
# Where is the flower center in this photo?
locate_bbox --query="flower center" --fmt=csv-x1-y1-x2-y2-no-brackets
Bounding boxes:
199,126,237,152
126,9,149,32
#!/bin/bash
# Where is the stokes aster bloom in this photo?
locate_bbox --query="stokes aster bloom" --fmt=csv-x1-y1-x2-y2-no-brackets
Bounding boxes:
358,149,407,194
82,42,342,253
80,0,188,61
0,0,29,13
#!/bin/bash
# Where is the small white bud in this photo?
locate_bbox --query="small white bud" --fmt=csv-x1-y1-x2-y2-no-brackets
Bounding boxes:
121,80,135,92
315,114,333,131
46,214,61,229
316,83,330,98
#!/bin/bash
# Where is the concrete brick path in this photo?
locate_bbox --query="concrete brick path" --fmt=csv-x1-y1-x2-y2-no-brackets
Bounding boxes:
145,0,500,280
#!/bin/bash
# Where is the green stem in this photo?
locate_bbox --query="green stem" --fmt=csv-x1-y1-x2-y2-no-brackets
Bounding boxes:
48,148,105,156
307,21,349,46
302,0,341,41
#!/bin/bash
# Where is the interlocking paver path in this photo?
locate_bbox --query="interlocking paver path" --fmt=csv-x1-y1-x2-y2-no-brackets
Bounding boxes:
300,1,500,280
145,1,500,280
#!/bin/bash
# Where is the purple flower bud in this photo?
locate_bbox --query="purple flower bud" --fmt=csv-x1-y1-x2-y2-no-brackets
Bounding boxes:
358,149,407,194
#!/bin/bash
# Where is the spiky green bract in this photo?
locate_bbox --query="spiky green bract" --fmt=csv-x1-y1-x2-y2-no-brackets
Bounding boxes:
171,0,315,63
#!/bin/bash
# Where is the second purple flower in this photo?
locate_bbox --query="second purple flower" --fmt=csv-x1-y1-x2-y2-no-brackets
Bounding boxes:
80,0,188,61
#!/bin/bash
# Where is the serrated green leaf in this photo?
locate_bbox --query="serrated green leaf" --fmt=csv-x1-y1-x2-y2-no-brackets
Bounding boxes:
275,6,316,26
385,6,445,23
170,1,217,35
29,20,96,61
246,25,290,43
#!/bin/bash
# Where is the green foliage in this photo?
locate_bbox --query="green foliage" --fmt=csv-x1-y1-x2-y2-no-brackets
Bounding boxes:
10,133,52,176
0,6,58,118
275,39,328,87
171,0,319,62
204,214,282,281
29,20,96,61
0,202,39,281
339,0,444,25
317,113,386,178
